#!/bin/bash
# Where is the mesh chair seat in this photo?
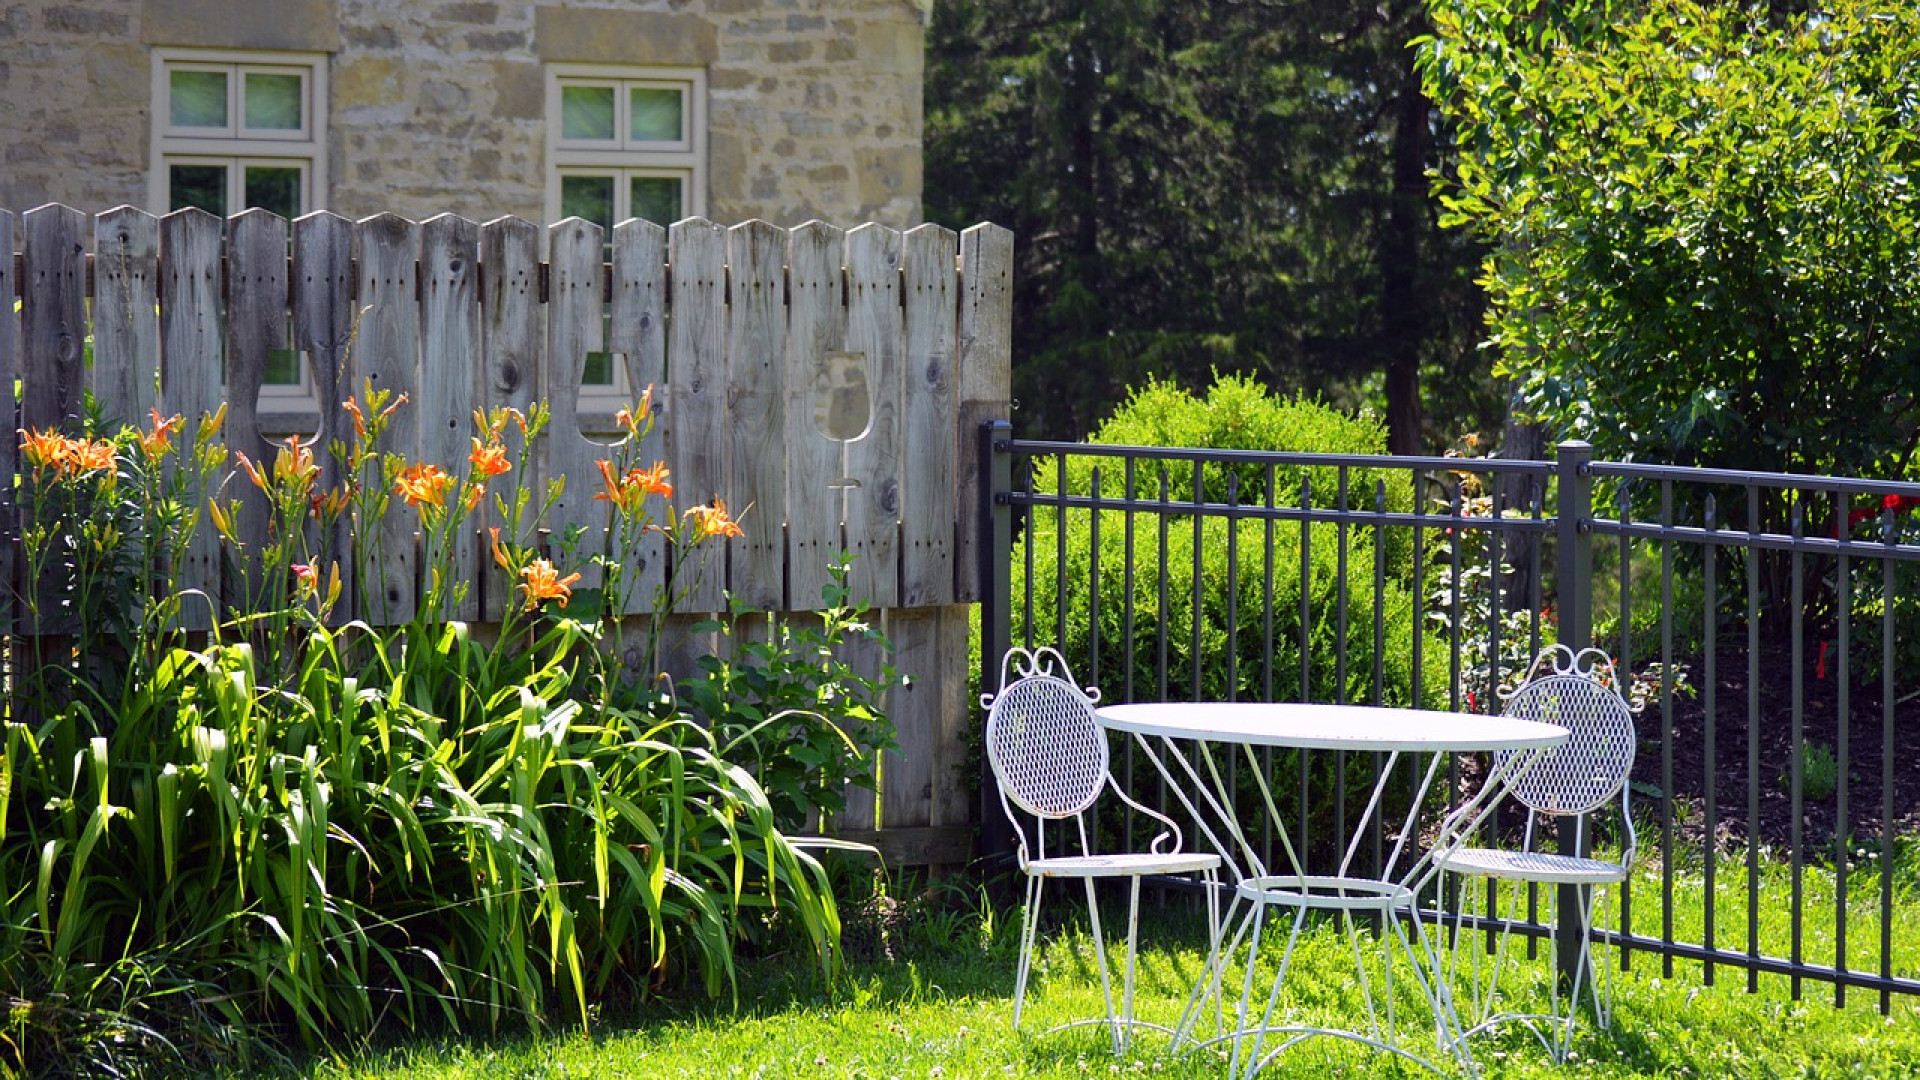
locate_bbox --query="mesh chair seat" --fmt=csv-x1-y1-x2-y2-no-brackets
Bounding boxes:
1027,850,1223,880
1441,846,1629,886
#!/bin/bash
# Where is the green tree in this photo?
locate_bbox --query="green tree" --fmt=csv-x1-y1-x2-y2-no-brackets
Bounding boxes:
926,0,1498,449
1422,0,1920,481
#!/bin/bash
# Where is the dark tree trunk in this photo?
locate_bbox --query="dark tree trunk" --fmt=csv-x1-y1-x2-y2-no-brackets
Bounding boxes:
1381,31,1430,456
1498,388,1550,612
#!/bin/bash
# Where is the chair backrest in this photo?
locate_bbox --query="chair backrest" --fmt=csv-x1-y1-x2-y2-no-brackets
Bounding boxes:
982,647,1109,820
1497,645,1637,816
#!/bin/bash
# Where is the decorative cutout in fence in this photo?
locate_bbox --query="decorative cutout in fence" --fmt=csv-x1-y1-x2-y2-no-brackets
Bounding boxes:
2,203,1013,864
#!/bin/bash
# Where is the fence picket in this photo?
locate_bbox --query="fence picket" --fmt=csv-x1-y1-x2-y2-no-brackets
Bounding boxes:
542,217,610,596
954,223,1014,602
784,221,848,610
479,216,543,621
355,213,422,623
421,214,483,620
900,224,958,607
844,224,903,608
609,219,669,614
669,218,728,613
225,209,289,609
21,204,86,435
727,220,787,612
292,211,357,620
91,207,160,426
159,209,225,629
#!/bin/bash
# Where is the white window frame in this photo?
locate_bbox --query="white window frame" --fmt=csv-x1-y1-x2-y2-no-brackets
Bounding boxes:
545,65,705,412
544,64,706,226
149,48,329,218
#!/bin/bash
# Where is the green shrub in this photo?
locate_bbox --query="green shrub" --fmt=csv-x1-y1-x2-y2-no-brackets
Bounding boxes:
1018,372,1436,707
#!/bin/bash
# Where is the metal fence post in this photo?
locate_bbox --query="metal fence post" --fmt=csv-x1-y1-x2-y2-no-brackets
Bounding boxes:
979,419,1015,862
1554,440,1594,994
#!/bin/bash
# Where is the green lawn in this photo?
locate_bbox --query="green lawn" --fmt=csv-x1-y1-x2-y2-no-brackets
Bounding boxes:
260,859,1920,1080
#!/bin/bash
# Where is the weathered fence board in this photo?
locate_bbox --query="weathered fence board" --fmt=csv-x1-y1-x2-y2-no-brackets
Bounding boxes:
609,219,668,614
479,215,542,621
0,211,14,625
421,214,483,621
91,207,160,426
292,211,357,621
727,221,787,613
901,224,958,608
954,223,1015,603
784,221,848,610
356,214,422,622
159,209,224,629
4,205,1012,867
668,218,728,614
844,224,903,609
544,217,609,596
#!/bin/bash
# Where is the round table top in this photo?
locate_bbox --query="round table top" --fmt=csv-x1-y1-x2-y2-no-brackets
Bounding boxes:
1095,701,1567,752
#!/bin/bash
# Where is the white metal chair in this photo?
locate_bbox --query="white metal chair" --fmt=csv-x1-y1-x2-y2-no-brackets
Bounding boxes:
983,646,1223,1054
1436,644,1638,1063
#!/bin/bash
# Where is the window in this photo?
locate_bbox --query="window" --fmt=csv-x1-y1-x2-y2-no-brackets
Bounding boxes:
150,50,327,220
151,50,328,412
545,65,705,231
546,65,705,404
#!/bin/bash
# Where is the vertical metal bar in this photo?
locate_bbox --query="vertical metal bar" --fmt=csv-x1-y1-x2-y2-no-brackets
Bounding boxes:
1450,477,1465,714
1835,489,1851,1008
1335,467,1350,854
1191,458,1204,701
1263,464,1276,863
1157,467,1170,704
1021,449,1036,650
1123,457,1137,849
980,420,1014,861
1488,475,1505,709
1089,467,1103,688
1554,441,1594,992
1618,481,1634,972
1226,473,1240,702
1881,507,1897,1016
1299,475,1313,867
1703,493,1719,987
1661,479,1677,977
1412,472,1426,709
1746,485,1762,993
1055,454,1069,653
1791,499,1806,1000
1373,481,1388,878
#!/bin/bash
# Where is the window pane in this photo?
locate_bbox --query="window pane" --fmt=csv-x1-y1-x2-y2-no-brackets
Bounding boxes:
560,174,614,231
244,165,302,218
169,163,227,215
630,87,683,143
265,348,303,386
630,176,683,225
170,69,228,128
561,85,616,140
582,351,614,386
245,72,303,131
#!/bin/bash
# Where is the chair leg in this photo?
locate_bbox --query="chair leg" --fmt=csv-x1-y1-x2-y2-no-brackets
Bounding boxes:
1120,875,1144,1054
1083,876,1120,1054
1013,873,1045,1030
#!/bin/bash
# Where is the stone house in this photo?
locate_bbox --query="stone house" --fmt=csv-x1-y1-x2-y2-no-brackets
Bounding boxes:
0,0,927,228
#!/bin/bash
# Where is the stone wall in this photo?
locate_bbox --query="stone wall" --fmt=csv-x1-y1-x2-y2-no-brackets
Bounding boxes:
0,0,925,227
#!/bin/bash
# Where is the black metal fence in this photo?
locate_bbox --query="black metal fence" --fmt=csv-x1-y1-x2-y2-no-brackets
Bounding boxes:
978,423,1920,1012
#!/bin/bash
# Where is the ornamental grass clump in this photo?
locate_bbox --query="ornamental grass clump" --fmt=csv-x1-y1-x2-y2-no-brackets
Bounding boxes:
1,388,881,1077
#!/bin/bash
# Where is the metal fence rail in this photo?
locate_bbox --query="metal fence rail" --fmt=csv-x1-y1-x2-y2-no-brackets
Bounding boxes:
979,426,1920,1012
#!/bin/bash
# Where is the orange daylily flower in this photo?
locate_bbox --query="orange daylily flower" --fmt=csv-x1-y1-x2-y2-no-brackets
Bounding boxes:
235,452,268,492
489,526,511,569
342,397,368,439
291,562,318,596
138,409,184,461
69,438,116,474
520,558,581,608
682,498,744,540
395,462,452,509
20,429,67,472
273,433,318,489
469,438,511,479
633,461,672,498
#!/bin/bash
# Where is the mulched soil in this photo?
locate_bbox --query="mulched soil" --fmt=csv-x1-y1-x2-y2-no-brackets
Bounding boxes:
1640,638,1920,853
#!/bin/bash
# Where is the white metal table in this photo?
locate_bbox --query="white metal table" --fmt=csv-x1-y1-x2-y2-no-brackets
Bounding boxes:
1094,702,1568,1077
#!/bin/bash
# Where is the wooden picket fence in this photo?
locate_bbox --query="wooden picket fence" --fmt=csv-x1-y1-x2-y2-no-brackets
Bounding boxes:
1,203,1013,865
